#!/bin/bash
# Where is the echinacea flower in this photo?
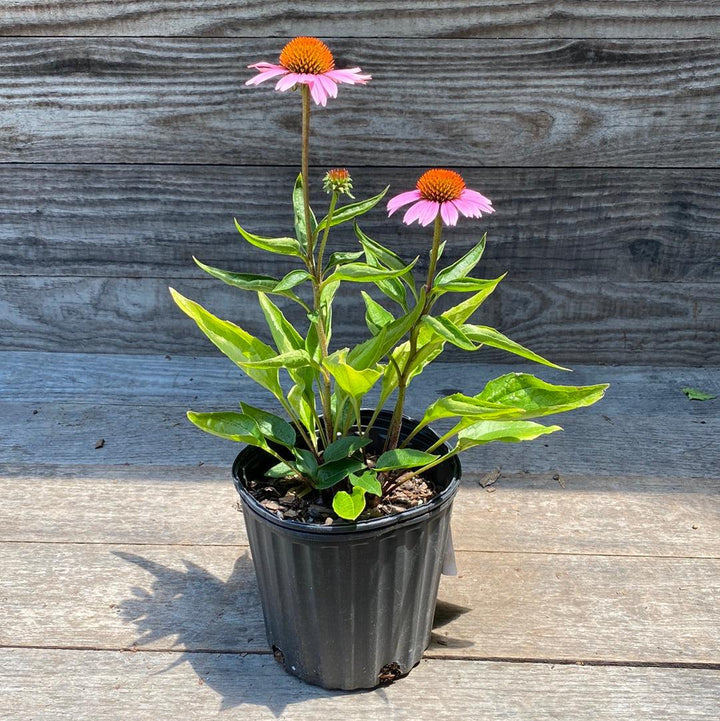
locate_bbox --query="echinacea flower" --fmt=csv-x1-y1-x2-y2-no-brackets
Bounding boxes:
387,169,494,227
323,168,354,197
246,36,371,107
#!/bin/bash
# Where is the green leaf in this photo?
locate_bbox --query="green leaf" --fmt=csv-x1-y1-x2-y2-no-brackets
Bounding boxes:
456,419,563,451
442,279,504,326
186,411,266,447
257,293,304,353
323,349,382,398
375,448,439,472
325,250,364,270
461,325,570,371
421,316,478,351
169,288,281,396
361,291,395,335
274,269,312,292
293,173,317,249
234,218,304,258
326,259,417,284
241,349,316,370
434,236,487,286
316,457,366,490
476,374,609,419
682,387,716,401
266,461,296,478
434,275,506,294
316,187,389,231
420,393,526,426
350,470,382,497
332,486,367,521
239,402,296,448
293,448,319,480
323,435,372,463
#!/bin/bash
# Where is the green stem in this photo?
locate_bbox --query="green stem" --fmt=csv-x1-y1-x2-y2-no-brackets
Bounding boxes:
385,447,461,495
301,85,315,267
279,397,318,453
384,215,445,451
317,192,338,274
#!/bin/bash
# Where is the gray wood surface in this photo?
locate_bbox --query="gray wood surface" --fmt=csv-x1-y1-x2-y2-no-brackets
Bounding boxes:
2,275,718,364
2,465,719,557
3,542,720,664
1,38,718,167
2,2,719,39
4,650,719,721
3,164,718,282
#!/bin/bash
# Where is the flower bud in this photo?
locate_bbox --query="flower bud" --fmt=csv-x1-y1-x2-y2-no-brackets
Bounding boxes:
323,168,354,198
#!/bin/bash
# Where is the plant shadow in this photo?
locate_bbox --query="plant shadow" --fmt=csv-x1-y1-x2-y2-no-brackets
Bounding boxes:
112,550,356,714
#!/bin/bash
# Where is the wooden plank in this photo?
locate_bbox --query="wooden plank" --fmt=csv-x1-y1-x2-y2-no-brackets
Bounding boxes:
2,2,720,39
1,275,718,364
1,466,719,558
1,38,718,166
4,353,717,415
3,164,719,282
2,542,720,664
3,396,718,477
4,651,719,721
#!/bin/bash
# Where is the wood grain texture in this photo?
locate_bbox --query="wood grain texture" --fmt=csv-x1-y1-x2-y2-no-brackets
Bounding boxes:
1,465,719,557
2,2,720,38
2,542,720,664
1,274,717,364
4,650,719,721
1,38,718,166
3,164,719,282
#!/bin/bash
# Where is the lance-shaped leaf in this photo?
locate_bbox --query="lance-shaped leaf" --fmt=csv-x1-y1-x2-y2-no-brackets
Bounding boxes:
234,218,304,258
355,224,417,291
434,236,487,286
325,250,364,270
442,281,503,326
170,288,282,396
241,349,316,370
316,186,389,232
361,291,395,336
456,419,562,451
257,293,304,354
293,173,317,250
274,269,312,292
434,274,506,294
325,258,417,284
323,349,383,398
239,402,296,448
186,411,267,447
420,393,525,427
475,373,608,419
461,325,570,371
421,316,478,351
375,448,439,472
332,486,367,520
323,435,372,463
315,458,366,490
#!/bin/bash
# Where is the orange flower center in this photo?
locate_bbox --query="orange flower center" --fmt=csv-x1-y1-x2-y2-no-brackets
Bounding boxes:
279,37,335,75
326,168,350,182
416,169,466,203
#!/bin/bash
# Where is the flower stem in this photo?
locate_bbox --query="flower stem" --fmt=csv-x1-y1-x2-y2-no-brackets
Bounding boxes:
384,215,444,451
316,191,338,274
301,85,315,267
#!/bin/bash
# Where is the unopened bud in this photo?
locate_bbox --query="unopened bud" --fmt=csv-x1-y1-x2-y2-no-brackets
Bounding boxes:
323,168,354,197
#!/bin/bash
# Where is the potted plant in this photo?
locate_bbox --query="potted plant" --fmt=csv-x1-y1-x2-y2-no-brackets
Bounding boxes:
169,36,608,690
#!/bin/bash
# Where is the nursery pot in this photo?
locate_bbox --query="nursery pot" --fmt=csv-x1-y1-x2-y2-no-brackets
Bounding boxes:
232,409,461,690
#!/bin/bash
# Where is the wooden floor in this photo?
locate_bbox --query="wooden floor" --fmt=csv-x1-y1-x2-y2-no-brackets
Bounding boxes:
2,351,719,719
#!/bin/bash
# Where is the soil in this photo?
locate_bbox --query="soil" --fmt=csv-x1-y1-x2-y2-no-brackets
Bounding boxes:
245,470,438,525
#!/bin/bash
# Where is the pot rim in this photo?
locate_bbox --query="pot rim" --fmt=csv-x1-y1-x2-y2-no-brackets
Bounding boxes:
232,411,462,537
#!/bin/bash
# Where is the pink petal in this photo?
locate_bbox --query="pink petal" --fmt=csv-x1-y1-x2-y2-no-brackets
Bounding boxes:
418,201,440,226
275,73,301,92
452,197,483,218
316,73,338,100
402,200,428,226
245,66,289,86
440,201,459,226
324,68,372,85
308,77,329,106
387,190,422,215
248,62,284,71
460,188,494,213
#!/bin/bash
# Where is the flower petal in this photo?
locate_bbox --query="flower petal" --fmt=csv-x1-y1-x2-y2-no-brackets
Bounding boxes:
387,190,422,215
316,73,338,99
440,201,459,226
275,73,301,92
245,66,289,86
452,197,483,218
418,201,441,226
402,200,429,226
308,77,329,106
460,188,494,213
324,68,372,85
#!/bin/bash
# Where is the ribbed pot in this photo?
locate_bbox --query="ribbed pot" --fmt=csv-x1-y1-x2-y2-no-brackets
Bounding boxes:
232,409,461,690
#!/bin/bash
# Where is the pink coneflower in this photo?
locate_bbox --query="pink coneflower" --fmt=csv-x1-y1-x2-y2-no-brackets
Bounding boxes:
245,37,371,107
387,169,495,227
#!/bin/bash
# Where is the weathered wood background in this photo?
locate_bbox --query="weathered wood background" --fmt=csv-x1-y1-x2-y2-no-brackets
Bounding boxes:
1,3,718,364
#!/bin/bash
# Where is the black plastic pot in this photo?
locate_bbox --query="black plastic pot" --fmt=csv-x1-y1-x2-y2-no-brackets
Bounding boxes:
232,409,461,690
